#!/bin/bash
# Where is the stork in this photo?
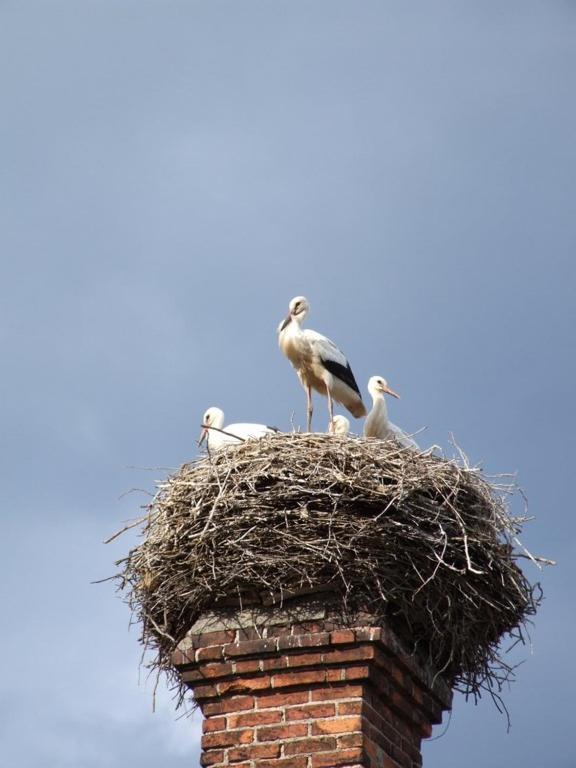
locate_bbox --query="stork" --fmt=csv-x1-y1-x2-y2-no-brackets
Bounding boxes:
199,407,277,451
363,376,419,450
331,415,351,435
278,296,366,432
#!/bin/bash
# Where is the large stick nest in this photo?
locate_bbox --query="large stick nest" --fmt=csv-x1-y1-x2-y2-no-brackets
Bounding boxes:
114,433,545,706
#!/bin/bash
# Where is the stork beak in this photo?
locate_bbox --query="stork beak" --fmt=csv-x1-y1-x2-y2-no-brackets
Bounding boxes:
198,426,208,446
382,384,400,399
278,313,291,332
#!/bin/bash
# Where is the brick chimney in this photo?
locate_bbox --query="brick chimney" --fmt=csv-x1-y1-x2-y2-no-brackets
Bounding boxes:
172,603,452,768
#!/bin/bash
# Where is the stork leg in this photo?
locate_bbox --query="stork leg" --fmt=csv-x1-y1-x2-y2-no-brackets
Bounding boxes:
306,385,313,432
326,388,334,433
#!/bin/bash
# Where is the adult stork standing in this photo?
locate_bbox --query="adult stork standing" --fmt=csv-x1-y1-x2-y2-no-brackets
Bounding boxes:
363,376,419,450
199,407,278,451
278,296,366,432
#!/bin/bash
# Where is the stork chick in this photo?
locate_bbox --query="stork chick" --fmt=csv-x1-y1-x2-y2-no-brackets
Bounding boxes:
199,407,277,451
363,376,419,450
331,415,351,435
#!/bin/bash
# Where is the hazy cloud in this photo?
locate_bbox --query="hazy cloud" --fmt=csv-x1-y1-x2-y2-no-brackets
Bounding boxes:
1,1,574,765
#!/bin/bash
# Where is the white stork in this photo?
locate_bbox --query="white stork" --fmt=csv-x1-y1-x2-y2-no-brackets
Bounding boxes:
199,407,278,451
363,376,419,450
331,415,351,435
278,296,367,432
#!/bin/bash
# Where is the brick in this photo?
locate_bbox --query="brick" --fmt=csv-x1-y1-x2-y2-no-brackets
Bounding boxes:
256,690,309,709
262,656,289,671
365,721,393,754
193,630,236,647
202,695,254,716
345,665,370,681
256,723,307,742
400,735,423,763
258,758,308,768
421,691,443,724
285,703,335,721
323,646,374,664
338,732,364,748
234,658,262,674
200,749,224,766
278,632,331,650
227,743,281,762
366,742,397,768
172,647,195,666
390,689,418,723
200,662,234,679
389,743,412,768
294,633,332,649
286,651,323,668
374,648,402,678
363,703,399,742
292,621,326,635
310,748,364,767
392,666,406,687
330,629,356,644
192,682,219,699
218,675,271,695
202,728,253,749
420,721,433,739
202,717,226,733
355,627,382,643
228,710,283,729
259,624,287,638
337,701,362,716
181,668,207,682
284,737,337,755
411,685,423,704
272,669,326,688
311,716,362,735
224,639,279,657
311,684,363,701
197,645,224,662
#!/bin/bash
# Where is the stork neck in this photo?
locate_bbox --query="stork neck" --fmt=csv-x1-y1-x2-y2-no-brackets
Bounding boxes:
286,315,303,335
370,393,389,422
212,414,225,431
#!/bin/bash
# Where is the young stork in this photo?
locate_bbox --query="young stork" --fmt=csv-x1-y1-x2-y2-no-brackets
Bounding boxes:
363,376,419,450
199,407,277,451
278,296,366,432
331,415,351,435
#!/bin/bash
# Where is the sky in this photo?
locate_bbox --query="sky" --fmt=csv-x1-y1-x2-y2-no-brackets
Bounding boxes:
1,1,575,766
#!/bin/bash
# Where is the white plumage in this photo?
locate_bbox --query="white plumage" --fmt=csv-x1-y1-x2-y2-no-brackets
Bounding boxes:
278,296,366,432
199,407,277,451
363,376,419,450
331,415,351,435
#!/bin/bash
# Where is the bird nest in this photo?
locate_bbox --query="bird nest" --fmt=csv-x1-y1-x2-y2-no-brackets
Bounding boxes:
112,433,545,708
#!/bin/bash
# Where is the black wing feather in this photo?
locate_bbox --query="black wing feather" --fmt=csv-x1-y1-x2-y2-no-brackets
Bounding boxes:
322,358,362,396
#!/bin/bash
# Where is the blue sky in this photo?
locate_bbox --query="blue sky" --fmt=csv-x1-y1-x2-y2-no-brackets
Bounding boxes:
1,2,575,766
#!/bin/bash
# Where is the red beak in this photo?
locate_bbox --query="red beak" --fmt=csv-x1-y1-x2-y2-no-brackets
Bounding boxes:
382,384,400,399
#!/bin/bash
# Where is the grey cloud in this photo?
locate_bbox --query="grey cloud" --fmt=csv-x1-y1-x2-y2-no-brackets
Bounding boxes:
1,1,574,765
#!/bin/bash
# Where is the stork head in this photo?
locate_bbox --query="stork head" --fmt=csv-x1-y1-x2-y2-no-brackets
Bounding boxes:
368,376,400,400
198,406,225,445
331,415,351,435
278,296,309,332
